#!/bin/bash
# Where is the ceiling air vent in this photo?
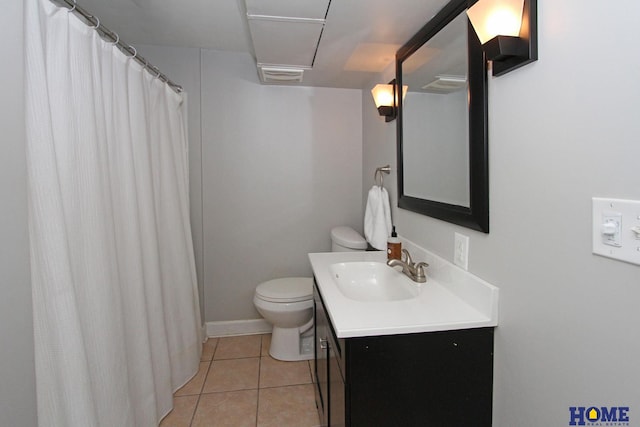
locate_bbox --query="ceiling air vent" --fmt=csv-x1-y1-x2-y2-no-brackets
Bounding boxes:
259,66,305,84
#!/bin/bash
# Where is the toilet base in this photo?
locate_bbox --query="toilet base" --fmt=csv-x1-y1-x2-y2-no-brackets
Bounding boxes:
269,325,314,361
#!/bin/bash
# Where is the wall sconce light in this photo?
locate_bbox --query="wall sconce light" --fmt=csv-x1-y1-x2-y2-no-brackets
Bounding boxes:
371,80,408,122
466,0,537,76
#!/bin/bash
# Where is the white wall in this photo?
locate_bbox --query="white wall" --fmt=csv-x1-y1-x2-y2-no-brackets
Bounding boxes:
0,1,38,425
134,47,364,324
201,50,363,322
363,1,640,425
136,44,205,322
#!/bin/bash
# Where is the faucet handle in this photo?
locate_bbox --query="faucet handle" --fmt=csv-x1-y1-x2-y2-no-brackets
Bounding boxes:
414,262,429,282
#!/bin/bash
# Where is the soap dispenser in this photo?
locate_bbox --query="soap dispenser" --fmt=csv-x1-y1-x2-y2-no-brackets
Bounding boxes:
387,226,401,260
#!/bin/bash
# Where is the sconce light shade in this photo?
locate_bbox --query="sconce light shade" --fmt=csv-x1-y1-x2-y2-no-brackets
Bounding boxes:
467,0,537,76
371,82,408,122
467,0,524,44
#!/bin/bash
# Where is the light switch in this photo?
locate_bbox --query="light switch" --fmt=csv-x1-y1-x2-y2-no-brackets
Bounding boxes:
601,212,622,247
592,198,640,266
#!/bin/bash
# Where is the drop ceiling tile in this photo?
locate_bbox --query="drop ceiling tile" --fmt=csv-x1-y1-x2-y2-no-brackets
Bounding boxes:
249,19,325,68
245,0,330,19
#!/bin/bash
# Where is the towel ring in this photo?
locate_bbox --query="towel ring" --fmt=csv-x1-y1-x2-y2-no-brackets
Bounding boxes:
374,165,391,188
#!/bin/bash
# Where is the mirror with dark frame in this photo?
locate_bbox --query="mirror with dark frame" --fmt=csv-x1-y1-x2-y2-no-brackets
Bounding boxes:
396,0,489,233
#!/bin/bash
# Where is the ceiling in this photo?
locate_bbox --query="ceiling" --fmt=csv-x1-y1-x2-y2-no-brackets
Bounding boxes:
76,0,451,89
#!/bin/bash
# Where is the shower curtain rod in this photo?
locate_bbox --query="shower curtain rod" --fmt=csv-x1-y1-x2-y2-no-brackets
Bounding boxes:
51,0,183,93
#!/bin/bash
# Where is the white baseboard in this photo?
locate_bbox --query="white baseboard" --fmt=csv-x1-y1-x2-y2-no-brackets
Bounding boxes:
205,319,272,338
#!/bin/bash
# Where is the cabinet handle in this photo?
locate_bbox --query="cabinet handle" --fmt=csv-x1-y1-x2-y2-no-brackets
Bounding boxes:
319,337,329,350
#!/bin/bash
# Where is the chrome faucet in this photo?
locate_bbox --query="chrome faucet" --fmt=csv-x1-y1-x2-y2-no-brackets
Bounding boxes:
386,249,429,283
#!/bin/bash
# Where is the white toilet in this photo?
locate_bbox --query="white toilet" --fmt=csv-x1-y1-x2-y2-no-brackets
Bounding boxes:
253,226,368,361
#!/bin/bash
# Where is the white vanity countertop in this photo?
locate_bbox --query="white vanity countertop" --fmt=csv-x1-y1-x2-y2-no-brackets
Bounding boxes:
308,244,499,339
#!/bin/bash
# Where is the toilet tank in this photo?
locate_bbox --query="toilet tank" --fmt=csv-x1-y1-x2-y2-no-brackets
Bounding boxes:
331,226,368,252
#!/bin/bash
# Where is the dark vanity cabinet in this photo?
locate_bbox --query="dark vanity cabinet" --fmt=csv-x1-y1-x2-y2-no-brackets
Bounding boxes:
313,281,494,427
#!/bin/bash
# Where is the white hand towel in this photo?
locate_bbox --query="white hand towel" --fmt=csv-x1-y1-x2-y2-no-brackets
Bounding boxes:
364,185,392,250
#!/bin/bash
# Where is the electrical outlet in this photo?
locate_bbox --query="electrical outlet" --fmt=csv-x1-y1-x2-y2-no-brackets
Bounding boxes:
454,232,469,270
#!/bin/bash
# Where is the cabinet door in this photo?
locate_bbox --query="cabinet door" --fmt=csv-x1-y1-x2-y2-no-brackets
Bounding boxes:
347,328,494,426
313,289,329,426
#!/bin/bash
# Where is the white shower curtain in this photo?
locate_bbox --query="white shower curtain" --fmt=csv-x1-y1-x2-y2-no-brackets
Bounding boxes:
25,1,202,426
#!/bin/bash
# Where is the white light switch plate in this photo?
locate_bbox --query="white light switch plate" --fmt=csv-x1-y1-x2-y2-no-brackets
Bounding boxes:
592,198,640,266
454,232,469,270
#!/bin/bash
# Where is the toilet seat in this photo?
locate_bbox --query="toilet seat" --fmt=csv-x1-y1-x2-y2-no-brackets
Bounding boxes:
255,277,313,303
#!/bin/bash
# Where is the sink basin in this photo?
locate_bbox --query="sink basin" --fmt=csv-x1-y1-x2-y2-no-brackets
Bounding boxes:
329,262,420,302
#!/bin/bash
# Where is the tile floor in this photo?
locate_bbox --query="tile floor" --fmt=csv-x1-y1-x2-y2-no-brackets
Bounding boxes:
160,334,320,427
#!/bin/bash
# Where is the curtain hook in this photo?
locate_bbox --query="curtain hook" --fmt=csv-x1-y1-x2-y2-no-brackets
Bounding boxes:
67,0,77,13
110,32,120,45
88,15,100,30
128,46,137,60
152,65,162,79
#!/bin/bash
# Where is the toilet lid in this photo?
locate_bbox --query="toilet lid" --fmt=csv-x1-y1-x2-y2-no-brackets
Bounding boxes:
331,226,368,250
256,277,313,303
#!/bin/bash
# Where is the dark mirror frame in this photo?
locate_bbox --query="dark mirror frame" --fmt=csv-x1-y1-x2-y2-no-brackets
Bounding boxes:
396,0,489,233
